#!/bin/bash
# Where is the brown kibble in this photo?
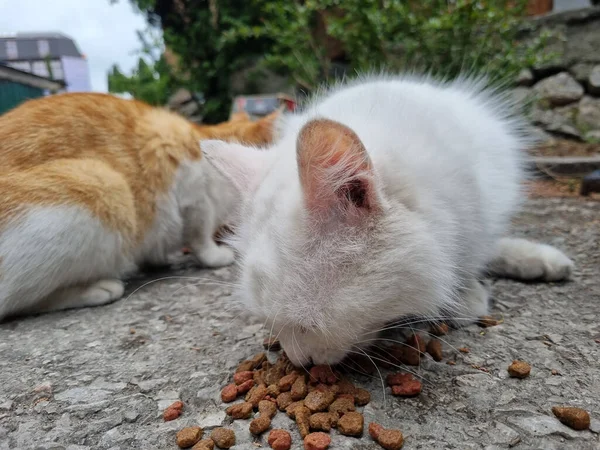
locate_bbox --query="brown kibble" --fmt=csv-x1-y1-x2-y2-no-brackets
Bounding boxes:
164,400,184,421
267,383,281,397
369,422,404,450
426,339,443,362
304,432,331,450
477,315,499,328
406,334,426,353
225,402,253,420
391,380,422,397
263,337,282,351
309,412,338,431
551,369,560,376
386,372,413,386
210,428,235,449
233,371,254,385
268,429,292,450
447,361,456,365
309,365,339,384
354,388,371,406
236,353,267,373
430,322,449,336
335,379,356,395
285,400,305,419
249,414,271,435
291,375,308,400
304,389,336,413
338,411,364,437
278,372,298,392
328,397,355,417
295,406,311,438
458,347,470,353
252,352,268,366
507,360,531,379
236,379,255,395
221,384,238,403
246,383,268,407
191,439,214,450
176,426,203,448
277,392,294,411
552,406,590,430
259,399,278,418
236,360,255,373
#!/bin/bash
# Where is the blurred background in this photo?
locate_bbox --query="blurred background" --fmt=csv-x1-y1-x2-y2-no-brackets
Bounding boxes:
1,0,599,171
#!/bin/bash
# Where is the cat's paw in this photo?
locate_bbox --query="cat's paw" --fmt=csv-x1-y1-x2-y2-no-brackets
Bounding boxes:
81,279,125,306
448,279,490,327
196,245,235,268
490,238,574,282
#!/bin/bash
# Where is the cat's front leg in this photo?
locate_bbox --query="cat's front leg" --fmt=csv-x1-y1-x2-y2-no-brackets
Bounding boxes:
488,238,574,282
448,278,491,327
182,204,235,268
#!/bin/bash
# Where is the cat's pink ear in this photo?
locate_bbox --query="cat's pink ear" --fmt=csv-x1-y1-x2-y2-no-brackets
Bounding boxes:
201,140,273,193
297,118,381,221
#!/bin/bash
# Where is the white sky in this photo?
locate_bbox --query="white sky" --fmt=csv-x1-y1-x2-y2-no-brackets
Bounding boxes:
0,0,149,92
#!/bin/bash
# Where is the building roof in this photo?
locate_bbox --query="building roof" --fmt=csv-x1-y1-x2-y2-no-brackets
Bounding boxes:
0,32,83,61
0,63,64,91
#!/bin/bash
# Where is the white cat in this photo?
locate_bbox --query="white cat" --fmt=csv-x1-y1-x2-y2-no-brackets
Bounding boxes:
203,75,574,366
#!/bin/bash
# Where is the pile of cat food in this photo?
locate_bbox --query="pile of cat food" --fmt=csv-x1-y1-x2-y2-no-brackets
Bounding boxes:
167,317,593,449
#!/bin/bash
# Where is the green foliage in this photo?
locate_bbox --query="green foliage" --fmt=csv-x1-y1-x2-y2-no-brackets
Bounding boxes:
107,27,174,106
114,0,552,122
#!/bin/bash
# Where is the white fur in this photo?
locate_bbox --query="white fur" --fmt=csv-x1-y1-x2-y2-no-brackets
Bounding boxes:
0,155,237,321
204,75,575,366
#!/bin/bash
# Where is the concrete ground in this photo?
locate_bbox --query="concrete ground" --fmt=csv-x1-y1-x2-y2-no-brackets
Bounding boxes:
0,197,598,450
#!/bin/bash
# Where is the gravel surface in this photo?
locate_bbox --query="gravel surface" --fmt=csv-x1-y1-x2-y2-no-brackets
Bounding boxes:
0,197,598,450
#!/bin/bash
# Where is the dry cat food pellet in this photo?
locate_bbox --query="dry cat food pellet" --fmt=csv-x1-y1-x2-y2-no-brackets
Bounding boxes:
263,337,282,351
163,400,184,421
246,383,268,407
191,440,214,450
430,322,449,336
309,365,339,384
338,411,364,436
278,373,298,392
552,406,590,430
304,389,336,413
236,379,255,394
336,379,357,395
210,428,235,449
259,399,278,418
285,400,306,419
477,315,499,327
328,397,355,416
233,371,254,385
368,423,404,450
426,338,443,362
249,414,272,435
406,334,426,353
390,344,420,366
267,383,281,397
295,405,312,438
176,426,203,448
268,429,292,450
236,352,267,373
458,347,470,353
291,375,308,400
387,372,422,397
507,360,531,378
303,432,331,450
354,388,371,406
309,412,338,431
220,384,238,403
277,391,294,411
225,402,253,420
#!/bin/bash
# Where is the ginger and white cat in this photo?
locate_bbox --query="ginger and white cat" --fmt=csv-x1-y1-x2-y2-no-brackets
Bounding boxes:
0,93,277,321
203,75,575,366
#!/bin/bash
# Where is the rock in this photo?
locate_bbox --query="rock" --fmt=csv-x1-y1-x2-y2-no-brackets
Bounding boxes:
533,73,584,106
577,96,600,132
588,66,600,95
584,130,600,142
197,411,226,429
570,63,594,84
530,104,581,138
488,422,521,447
123,410,139,423
455,373,496,388
509,87,534,108
54,388,110,405
516,69,535,87
589,418,600,434
506,414,589,440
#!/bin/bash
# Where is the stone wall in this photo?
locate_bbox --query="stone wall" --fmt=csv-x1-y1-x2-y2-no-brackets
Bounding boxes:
515,6,600,142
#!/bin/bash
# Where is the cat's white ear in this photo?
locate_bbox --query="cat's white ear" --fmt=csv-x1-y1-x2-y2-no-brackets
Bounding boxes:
296,118,381,222
201,140,272,193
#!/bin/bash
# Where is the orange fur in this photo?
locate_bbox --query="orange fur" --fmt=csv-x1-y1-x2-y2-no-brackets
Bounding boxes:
0,93,278,244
